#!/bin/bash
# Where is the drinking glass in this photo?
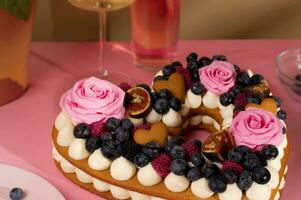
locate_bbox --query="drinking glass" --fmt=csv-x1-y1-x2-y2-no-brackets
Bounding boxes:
131,0,181,71
68,0,135,83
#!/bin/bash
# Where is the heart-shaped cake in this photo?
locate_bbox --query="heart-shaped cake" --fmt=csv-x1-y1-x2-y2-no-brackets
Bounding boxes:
52,53,289,200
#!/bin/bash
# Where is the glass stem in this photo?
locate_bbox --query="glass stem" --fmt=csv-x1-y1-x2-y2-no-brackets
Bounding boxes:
99,8,107,75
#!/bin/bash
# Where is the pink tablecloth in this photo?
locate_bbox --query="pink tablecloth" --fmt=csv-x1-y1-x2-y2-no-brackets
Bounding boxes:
0,40,301,200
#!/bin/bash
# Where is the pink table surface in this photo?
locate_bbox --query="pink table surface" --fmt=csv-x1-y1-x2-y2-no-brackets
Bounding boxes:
0,40,301,200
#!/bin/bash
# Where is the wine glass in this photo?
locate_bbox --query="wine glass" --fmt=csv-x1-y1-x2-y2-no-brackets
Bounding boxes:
68,0,135,84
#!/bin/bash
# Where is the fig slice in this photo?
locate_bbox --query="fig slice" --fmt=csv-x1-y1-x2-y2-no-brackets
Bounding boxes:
126,86,151,118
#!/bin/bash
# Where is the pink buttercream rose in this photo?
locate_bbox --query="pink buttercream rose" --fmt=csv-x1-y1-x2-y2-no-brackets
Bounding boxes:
60,77,125,124
230,108,284,150
199,61,236,95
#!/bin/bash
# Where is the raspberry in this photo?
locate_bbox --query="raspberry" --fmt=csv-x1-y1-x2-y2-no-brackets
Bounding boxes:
176,67,193,89
121,141,143,162
181,142,199,161
151,153,172,177
134,123,151,132
221,160,243,174
118,82,132,92
234,93,247,108
89,120,106,137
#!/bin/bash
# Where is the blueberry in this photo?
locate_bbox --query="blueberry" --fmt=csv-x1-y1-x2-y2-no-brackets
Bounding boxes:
191,70,200,82
222,169,238,184
219,92,234,106
208,175,227,193
236,71,250,87
271,95,282,107
169,97,182,111
247,96,262,104
252,167,271,184
100,132,114,143
191,139,202,149
187,167,203,181
212,54,227,61
101,140,122,159
154,98,170,114
283,126,287,134
150,92,159,104
121,118,134,132
134,153,150,168
227,149,243,163
202,164,220,179
154,75,168,81
191,153,205,168
162,65,176,76
277,110,287,120
186,52,198,62
123,93,130,108
261,145,279,160
143,142,161,158
236,145,252,157
187,60,199,72
114,127,130,142
85,137,101,153
164,137,185,153
230,85,242,96
191,82,206,95
242,153,261,171
199,56,212,67
254,151,267,167
73,123,90,138
121,141,142,162
234,65,241,73
249,74,264,86
237,170,253,190
9,187,24,200
295,74,301,82
170,159,188,175
137,84,151,93
171,61,183,67
158,89,172,99
105,117,121,131
170,146,186,159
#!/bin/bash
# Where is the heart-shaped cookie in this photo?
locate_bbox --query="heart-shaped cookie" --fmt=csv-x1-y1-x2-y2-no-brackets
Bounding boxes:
245,97,277,115
133,122,168,147
153,72,186,103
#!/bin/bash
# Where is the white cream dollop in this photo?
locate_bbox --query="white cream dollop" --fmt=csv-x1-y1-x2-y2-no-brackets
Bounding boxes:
218,183,242,200
68,139,90,160
129,191,150,200
145,109,162,124
267,157,281,171
246,182,271,200
60,158,75,173
187,89,202,109
55,110,72,130
92,178,110,192
202,115,214,124
57,123,75,147
75,168,93,183
162,109,182,127
128,116,144,126
110,156,136,181
150,197,166,200
110,185,130,200
202,91,219,109
213,120,221,130
164,173,189,193
277,145,284,159
52,146,63,162
266,166,279,189
278,177,285,190
137,163,162,186
88,148,111,170
189,115,202,126
274,191,280,200
180,98,190,116
191,178,214,198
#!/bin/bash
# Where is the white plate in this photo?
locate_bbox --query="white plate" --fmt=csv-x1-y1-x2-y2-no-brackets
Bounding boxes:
0,164,65,200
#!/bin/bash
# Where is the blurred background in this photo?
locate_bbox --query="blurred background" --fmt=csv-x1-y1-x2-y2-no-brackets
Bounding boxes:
33,0,301,41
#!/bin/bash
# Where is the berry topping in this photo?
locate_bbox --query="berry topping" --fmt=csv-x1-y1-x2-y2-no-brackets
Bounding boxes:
191,139,202,149
186,52,198,62
158,89,172,99
165,137,185,153
85,137,101,153
137,84,151,93
191,82,206,95
246,96,262,104
154,75,168,81
277,110,287,120
252,167,271,184
242,153,261,171
121,141,142,162
114,127,130,143
261,144,279,160
121,118,134,133
191,153,205,168
134,153,150,168
171,61,183,67
199,56,212,67
100,132,114,143
105,117,121,132
143,142,162,158
150,92,159,104
170,146,186,159
234,93,247,108
9,187,24,200
222,169,238,184
127,87,151,118
154,98,170,114
187,60,199,72
181,142,199,160
282,126,287,134
191,70,200,82
227,149,243,163
169,97,182,111
236,71,250,87
295,74,301,82
219,92,234,106
234,65,241,73
212,54,227,61
101,140,122,159
74,123,90,138
221,160,243,174
237,170,253,190
236,145,252,157
208,175,227,193
203,164,220,179
271,95,282,107
162,65,176,76
249,74,264,86
118,82,132,92
187,167,203,181
254,151,267,167
89,120,106,137
151,153,172,177
170,159,188,176
176,67,193,89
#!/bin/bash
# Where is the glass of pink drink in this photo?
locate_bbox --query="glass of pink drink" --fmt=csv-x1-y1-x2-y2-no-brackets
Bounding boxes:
131,0,181,71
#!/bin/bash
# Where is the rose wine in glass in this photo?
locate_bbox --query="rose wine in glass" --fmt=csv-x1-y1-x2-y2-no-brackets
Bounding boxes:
67,0,135,84
131,0,181,71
